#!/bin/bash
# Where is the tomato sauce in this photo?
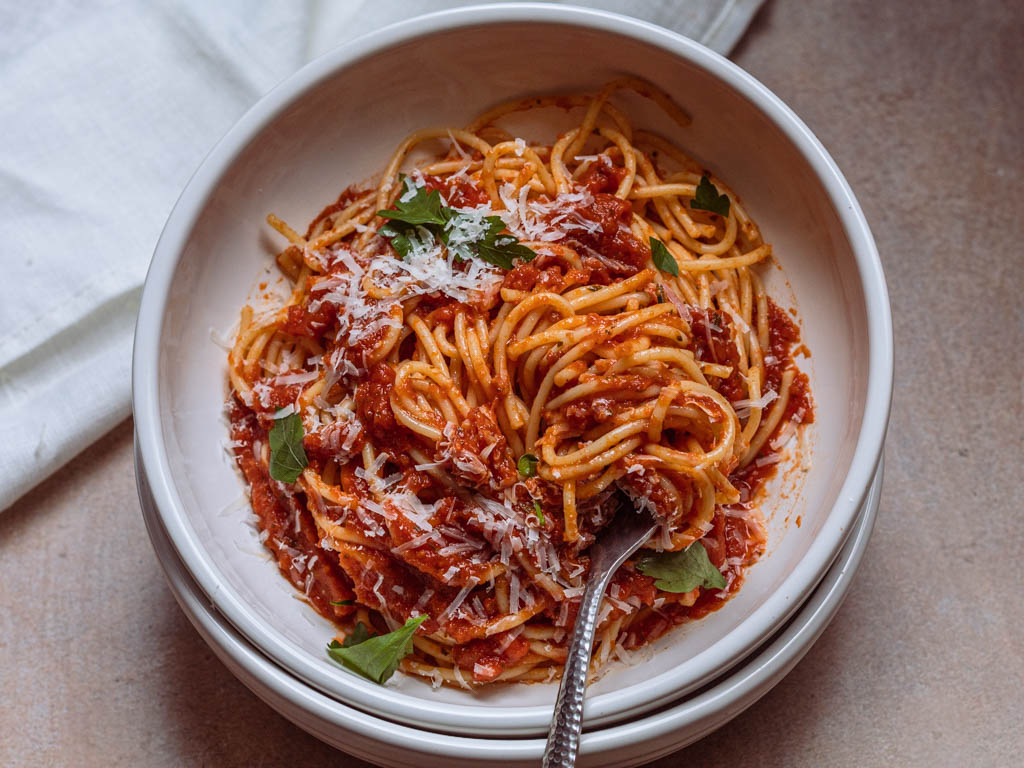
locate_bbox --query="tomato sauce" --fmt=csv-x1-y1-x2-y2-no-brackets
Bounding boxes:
333,534,516,647
611,566,658,607
420,298,468,328
578,156,628,194
302,420,365,464
687,509,764,620
444,405,519,490
248,381,305,415
559,192,649,275
561,374,663,432
386,501,497,587
282,301,335,338
502,261,600,293
354,362,416,457
687,308,738,367
618,470,679,522
229,402,356,618
423,174,491,208
451,632,531,683
761,299,814,422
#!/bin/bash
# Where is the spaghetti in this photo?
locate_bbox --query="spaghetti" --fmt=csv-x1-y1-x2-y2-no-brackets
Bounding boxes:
227,78,813,687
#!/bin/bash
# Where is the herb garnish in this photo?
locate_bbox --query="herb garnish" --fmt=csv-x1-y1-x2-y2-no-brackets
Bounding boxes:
377,177,535,269
517,453,539,478
378,224,413,259
650,237,679,277
342,622,373,647
473,220,537,270
634,542,727,593
326,615,427,684
268,410,308,484
330,599,355,606
533,500,545,525
378,183,447,227
690,175,731,217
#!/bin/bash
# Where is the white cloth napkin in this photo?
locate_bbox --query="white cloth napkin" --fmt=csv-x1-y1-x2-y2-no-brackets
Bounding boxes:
0,0,763,512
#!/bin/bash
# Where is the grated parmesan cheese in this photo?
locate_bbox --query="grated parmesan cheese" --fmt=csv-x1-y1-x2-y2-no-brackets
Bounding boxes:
438,581,477,624
370,573,385,606
273,369,319,386
451,663,471,690
415,588,434,610
733,389,779,420
509,571,521,614
495,626,523,654
771,422,798,451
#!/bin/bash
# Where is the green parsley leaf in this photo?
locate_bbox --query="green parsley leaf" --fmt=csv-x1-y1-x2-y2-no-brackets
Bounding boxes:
342,622,373,647
690,175,730,217
533,500,545,525
377,181,448,227
379,224,412,259
268,411,308,484
474,230,536,270
327,615,427,684
330,599,355,606
650,237,678,277
517,453,539,478
376,177,534,269
634,542,727,593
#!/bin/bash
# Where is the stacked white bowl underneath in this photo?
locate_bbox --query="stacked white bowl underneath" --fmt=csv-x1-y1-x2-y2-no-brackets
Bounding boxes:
131,6,892,766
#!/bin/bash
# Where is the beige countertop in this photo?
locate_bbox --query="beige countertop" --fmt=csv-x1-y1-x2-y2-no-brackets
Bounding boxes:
2,0,1021,765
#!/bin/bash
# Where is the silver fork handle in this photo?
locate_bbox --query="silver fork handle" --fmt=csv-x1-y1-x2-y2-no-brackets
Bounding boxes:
541,570,612,768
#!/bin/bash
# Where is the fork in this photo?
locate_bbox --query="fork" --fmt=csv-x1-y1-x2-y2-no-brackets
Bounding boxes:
542,501,658,768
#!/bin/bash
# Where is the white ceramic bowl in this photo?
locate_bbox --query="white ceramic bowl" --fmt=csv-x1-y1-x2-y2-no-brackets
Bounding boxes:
132,3,892,738
138,441,882,767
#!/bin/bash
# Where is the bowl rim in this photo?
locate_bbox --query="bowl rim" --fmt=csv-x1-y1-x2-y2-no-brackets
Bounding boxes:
132,1,894,735
138,440,882,765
